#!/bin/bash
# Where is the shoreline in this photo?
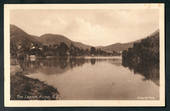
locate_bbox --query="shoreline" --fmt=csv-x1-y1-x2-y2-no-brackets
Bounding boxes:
10,65,60,100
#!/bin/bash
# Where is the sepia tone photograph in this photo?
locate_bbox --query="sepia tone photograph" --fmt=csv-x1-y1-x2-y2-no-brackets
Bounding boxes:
4,4,165,106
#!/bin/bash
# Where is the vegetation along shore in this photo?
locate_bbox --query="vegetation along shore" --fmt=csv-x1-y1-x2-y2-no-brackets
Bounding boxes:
10,65,60,100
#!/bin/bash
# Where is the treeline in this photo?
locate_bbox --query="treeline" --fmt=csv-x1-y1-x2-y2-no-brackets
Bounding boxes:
11,41,120,59
122,31,159,67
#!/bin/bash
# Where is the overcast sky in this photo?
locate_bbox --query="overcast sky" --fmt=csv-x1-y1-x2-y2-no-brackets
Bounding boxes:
10,9,159,46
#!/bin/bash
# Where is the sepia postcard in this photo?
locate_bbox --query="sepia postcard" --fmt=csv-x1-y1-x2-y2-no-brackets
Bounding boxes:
4,4,165,107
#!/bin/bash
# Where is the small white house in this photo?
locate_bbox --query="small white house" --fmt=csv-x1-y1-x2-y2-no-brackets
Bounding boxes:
30,55,36,61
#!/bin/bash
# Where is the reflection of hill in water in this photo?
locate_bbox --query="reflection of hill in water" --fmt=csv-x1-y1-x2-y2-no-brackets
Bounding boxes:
122,61,159,86
15,57,122,75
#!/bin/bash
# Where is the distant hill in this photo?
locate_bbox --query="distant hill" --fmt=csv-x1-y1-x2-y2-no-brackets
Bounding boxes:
98,34,155,53
72,41,91,50
40,34,72,46
10,24,155,53
10,24,91,50
39,34,91,50
99,42,134,53
10,24,41,45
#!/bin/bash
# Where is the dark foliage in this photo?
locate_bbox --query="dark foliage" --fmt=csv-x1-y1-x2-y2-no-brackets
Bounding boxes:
122,30,159,66
11,40,120,59
10,72,59,100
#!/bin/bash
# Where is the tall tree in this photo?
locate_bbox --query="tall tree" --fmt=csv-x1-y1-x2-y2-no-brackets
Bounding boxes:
58,42,69,56
90,47,96,55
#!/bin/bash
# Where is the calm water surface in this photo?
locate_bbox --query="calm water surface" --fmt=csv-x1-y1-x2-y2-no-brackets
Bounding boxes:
15,57,159,100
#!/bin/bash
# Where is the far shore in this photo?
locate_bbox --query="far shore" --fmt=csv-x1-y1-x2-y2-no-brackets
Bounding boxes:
24,55,122,60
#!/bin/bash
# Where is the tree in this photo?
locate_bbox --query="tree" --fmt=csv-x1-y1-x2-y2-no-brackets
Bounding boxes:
69,43,76,56
10,40,18,57
90,47,96,55
58,42,69,56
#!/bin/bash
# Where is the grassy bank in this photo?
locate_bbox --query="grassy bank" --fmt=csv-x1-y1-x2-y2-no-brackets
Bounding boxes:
11,71,60,100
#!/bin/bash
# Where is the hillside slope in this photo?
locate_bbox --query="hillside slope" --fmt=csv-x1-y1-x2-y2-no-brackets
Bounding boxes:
100,42,133,53
10,25,91,50
10,24,41,45
40,34,91,49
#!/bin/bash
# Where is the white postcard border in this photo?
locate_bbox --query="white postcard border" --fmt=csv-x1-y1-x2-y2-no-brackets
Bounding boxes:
4,4,165,107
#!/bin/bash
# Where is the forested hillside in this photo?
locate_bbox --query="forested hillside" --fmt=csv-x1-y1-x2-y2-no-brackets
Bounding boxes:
10,24,120,58
122,30,159,66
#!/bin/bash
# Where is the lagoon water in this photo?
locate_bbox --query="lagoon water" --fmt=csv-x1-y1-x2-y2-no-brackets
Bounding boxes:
15,56,159,100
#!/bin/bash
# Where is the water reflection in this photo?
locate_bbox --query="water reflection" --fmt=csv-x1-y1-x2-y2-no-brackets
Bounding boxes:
14,57,121,75
11,56,159,100
122,61,159,86
90,59,96,65
13,56,159,86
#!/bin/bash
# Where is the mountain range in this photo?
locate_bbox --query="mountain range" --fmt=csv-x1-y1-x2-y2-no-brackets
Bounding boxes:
10,24,156,53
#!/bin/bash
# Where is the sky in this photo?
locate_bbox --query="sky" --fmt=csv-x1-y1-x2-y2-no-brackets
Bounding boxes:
10,9,159,46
